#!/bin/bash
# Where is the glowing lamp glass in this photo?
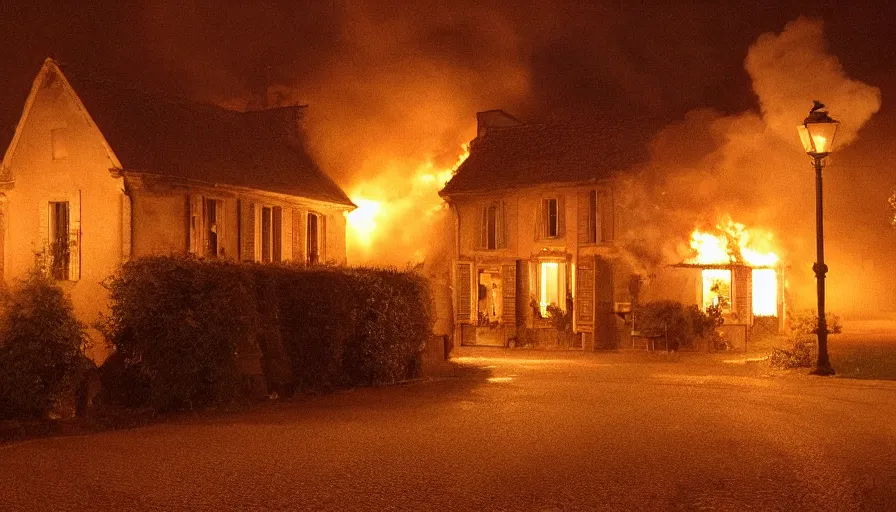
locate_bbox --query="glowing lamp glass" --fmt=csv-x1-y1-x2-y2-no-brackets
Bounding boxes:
798,108,839,156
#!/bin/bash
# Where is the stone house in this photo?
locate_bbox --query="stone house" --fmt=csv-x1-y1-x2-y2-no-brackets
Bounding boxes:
440,111,654,349
0,59,354,360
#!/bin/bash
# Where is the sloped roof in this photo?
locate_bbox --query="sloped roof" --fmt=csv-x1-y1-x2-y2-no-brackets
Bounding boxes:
7,60,353,207
440,117,657,196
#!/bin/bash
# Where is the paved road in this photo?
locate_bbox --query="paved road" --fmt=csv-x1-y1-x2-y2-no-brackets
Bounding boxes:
1,349,895,511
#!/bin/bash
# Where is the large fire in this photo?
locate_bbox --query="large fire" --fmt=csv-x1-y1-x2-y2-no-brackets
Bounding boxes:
686,217,779,267
686,217,781,318
346,143,470,263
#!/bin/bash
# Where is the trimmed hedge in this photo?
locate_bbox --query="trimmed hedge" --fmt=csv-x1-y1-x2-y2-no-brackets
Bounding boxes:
0,270,90,420
100,256,433,410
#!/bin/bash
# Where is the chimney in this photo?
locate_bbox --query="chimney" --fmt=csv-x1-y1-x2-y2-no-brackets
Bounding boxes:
476,110,523,139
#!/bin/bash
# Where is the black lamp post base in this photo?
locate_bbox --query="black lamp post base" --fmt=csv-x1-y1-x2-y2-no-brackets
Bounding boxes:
810,365,835,376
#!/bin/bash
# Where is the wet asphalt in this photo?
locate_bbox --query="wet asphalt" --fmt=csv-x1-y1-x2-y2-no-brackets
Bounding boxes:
1,348,894,511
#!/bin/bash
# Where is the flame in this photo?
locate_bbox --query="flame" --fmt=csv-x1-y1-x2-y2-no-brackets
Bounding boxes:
345,143,470,264
686,217,779,267
687,216,781,317
346,198,382,248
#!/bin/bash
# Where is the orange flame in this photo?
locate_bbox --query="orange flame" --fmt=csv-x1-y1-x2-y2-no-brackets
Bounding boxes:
346,143,469,263
686,217,779,267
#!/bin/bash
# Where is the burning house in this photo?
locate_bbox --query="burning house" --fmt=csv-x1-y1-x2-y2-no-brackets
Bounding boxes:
439,110,657,349
0,59,354,361
665,219,786,344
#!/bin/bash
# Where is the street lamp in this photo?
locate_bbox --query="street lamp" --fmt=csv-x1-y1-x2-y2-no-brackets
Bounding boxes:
797,101,839,376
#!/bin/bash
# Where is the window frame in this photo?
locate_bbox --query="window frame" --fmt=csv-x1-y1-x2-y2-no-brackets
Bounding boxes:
306,211,324,265
202,197,224,259
536,259,567,317
48,201,70,280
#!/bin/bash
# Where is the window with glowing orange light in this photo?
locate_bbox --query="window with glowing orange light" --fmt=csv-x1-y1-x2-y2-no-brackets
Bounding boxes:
701,269,732,312
538,261,567,317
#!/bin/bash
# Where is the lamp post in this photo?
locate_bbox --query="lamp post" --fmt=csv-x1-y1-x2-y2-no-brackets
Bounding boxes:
797,101,839,376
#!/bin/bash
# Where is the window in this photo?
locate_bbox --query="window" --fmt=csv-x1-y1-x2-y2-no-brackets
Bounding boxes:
752,269,778,317
479,201,505,250
49,201,70,280
702,269,732,312
203,198,223,258
258,206,283,263
539,196,564,239
545,199,559,237
307,212,323,264
487,205,498,249
538,261,567,317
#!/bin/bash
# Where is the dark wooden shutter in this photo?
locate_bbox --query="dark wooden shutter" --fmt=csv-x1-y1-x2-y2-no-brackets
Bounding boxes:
557,195,566,238
501,263,517,326
239,200,256,261
575,257,595,332
188,194,203,255
594,256,617,348
599,189,614,242
577,189,591,245
272,206,282,263
455,262,473,323
496,202,505,249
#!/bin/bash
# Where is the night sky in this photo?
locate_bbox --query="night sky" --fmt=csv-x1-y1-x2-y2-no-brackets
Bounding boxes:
2,2,894,136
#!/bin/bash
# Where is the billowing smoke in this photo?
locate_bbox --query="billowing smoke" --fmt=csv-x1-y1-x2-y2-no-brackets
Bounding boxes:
295,5,530,265
619,17,883,314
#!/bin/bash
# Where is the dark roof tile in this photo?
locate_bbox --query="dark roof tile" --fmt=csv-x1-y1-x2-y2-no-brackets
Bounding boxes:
61,64,353,206
441,117,658,196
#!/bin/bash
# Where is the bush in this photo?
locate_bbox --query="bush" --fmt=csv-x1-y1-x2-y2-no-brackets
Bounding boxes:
253,265,434,390
789,310,842,335
0,270,90,420
100,256,434,409
636,301,707,350
770,335,815,368
769,310,840,369
99,256,253,411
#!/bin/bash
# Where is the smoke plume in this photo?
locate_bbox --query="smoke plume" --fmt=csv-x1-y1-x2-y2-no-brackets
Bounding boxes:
620,17,883,314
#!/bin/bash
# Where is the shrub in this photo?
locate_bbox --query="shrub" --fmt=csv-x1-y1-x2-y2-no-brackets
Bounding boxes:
789,309,842,335
255,265,434,390
0,270,90,420
770,335,815,368
100,256,435,408
769,310,840,369
99,256,253,411
636,301,705,350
